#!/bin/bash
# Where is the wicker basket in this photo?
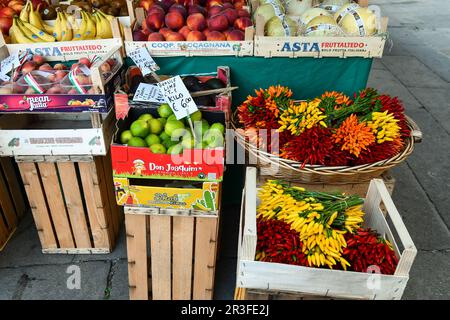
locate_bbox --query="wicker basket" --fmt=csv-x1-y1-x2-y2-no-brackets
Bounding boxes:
232,112,422,184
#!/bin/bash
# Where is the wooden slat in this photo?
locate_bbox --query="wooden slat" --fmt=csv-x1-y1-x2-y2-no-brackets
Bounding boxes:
125,214,149,300
0,158,27,218
57,162,92,249
18,162,57,249
242,167,257,261
101,152,122,237
0,213,8,248
193,217,218,300
93,157,115,245
238,260,408,300
149,215,172,300
0,169,16,229
38,163,75,248
172,216,194,300
78,161,111,250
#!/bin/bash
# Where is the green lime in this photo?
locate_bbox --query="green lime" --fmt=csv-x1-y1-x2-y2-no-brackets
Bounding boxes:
138,113,153,121
130,120,150,138
167,143,183,155
127,137,147,147
120,130,133,144
148,118,164,134
164,120,185,136
149,143,166,154
145,134,160,146
158,103,173,118
210,122,225,135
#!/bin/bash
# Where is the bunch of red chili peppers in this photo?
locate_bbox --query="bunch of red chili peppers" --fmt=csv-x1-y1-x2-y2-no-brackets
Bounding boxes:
256,218,308,266
343,228,399,275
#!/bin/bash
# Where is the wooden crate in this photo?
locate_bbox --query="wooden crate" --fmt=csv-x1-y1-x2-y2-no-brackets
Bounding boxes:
0,157,28,251
252,0,389,58
16,153,123,254
125,207,220,300
258,170,396,198
124,3,254,57
235,167,417,300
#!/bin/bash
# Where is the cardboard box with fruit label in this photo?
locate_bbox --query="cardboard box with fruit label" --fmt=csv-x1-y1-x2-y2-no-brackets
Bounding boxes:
113,177,220,215
111,106,226,182
124,0,254,57
0,45,124,113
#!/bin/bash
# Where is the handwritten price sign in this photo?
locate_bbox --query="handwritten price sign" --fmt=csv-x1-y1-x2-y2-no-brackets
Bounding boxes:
133,83,166,103
157,76,198,120
128,47,159,76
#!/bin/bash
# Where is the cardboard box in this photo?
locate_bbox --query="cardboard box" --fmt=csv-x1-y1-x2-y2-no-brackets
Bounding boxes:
124,5,254,57
0,46,124,113
0,110,115,156
111,107,226,182
114,177,220,213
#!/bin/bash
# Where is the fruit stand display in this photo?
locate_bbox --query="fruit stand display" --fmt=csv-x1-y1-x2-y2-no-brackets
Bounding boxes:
115,64,229,299
0,0,123,59
124,0,254,56
252,0,388,58
0,44,124,254
235,167,417,300
0,157,28,251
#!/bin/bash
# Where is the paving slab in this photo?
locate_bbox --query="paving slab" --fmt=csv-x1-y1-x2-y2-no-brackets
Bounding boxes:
381,56,449,89
72,226,127,263
0,268,25,300
0,214,75,269
367,68,422,110
107,259,129,300
403,251,450,300
19,261,110,300
408,87,450,134
391,164,450,251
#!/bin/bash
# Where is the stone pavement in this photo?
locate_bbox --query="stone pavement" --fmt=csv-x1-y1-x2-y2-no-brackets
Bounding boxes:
1,0,449,300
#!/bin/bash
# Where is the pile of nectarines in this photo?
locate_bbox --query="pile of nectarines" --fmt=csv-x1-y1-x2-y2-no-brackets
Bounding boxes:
0,54,118,95
134,0,252,41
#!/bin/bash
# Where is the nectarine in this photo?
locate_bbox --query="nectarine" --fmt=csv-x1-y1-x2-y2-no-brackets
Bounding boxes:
165,31,185,41
207,5,223,17
148,32,165,41
179,26,192,39
222,8,238,25
165,11,185,31
146,11,165,30
188,4,206,15
187,13,206,31
233,17,251,31
206,30,226,41
186,30,206,41
207,14,228,31
237,9,250,18
168,4,187,19
226,29,244,40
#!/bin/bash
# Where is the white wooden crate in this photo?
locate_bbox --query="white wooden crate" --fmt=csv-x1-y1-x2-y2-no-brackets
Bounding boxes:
236,167,417,300
252,0,388,58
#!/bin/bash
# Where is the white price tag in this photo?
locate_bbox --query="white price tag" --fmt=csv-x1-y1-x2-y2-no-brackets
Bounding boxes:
0,53,20,81
133,83,166,103
128,47,159,76
157,76,198,120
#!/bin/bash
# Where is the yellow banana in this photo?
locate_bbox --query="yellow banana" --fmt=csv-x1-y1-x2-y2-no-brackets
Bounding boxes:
10,18,34,44
82,11,96,39
53,12,63,41
95,10,112,39
60,12,74,42
72,11,88,40
15,18,39,42
21,20,55,42
19,0,30,23
28,3,45,30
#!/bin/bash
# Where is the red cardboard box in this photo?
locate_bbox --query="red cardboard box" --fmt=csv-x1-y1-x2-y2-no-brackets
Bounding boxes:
111,107,226,182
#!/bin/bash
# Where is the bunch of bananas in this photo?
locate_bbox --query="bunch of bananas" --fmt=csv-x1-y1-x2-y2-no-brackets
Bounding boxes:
257,180,365,270
9,0,114,44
